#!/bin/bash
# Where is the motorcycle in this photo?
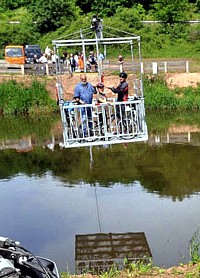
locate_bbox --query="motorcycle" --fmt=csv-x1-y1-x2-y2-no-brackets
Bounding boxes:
0,236,60,278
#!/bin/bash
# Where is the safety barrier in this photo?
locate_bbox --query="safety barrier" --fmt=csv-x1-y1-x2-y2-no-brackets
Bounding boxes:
60,97,148,148
103,60,189,74
0,60,189,75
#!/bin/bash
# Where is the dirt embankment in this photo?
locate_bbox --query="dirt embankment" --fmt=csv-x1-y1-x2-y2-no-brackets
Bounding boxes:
165,72,200,88
55,72,200,99
50,72,200,100
1,72,200,100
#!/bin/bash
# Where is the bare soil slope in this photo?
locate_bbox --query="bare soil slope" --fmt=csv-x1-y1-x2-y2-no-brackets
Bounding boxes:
1,72,200,100
165,73,200,88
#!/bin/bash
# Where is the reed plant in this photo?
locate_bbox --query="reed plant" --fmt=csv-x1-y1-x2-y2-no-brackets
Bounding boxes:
144,76,200,111
189,228,200,264
0,80,57,115
144,77,179,110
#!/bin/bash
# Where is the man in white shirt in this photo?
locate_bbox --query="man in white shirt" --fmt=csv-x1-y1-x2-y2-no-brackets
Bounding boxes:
39,53,48,64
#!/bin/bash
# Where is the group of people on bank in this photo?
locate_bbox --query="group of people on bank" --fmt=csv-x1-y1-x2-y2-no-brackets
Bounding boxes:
33,46,125,74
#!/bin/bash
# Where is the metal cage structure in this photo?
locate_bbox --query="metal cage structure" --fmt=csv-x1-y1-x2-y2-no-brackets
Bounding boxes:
52,18,148,148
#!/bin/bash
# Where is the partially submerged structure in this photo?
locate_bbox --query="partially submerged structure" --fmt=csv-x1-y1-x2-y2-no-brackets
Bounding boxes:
75,232,152,274
52,16,148,148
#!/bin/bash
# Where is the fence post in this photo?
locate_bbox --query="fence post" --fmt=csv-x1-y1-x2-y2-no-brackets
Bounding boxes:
141,62,144,74
21,64,25,76
186,61,189,73
164,62,167,73
46,64,49,75
152,62,158,74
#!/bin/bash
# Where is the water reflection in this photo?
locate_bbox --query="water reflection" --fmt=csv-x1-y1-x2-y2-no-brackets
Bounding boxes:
0,112,200,273
75,232,152,274
0,176,199,273
1,143,200,200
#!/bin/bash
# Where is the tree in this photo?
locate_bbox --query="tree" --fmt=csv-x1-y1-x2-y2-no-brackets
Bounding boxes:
30,0,80,34
151,0,191,25
0,0,32,11
76,0,134,17
150,0,192,38
115,5,146,29
0,8,39,47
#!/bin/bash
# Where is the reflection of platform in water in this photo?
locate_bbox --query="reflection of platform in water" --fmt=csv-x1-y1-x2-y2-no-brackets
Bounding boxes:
0,136,33,152
75,232,152,274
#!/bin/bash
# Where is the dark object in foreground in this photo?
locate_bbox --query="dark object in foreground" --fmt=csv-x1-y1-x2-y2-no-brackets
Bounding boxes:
0,236,60,278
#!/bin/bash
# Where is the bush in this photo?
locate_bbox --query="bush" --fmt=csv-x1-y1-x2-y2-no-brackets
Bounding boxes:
0,80,57,115
144,77,178,110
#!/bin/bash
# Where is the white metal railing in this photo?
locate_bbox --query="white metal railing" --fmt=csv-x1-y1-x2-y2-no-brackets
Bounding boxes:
102,60,189,74
0,61,189,75
61,97,148,148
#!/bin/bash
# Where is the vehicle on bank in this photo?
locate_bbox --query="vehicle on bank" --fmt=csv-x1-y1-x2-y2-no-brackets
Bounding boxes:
0,235,60,278
4,45,25,65
25,45,42,64
4,45,42,65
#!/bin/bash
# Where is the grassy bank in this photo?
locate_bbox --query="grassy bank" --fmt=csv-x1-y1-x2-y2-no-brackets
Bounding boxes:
144,75,200,111
0,79,57,115
60,261,200,278
1,76,200,115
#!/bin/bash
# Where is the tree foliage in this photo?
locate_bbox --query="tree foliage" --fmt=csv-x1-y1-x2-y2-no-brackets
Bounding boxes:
0,0,200,58
151,0,191,24
29,0,80,34
0,7,39,46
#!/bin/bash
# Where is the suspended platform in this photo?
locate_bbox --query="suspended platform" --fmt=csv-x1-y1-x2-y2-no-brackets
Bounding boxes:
52,17,148,148
59,96,147,148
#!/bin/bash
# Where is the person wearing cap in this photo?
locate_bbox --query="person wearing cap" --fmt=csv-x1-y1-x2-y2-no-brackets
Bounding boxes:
96,82,107,104
95,83,109,133
108,72,128,102
108,72,128,120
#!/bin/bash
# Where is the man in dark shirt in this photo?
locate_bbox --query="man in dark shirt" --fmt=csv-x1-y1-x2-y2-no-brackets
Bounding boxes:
108,72,128,119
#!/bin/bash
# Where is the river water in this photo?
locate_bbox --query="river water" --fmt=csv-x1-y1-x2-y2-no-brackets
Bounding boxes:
0,112,200,273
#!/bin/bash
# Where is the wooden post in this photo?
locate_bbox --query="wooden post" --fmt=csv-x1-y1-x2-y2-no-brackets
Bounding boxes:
46,63,49,75
21,64,25,76
164,62,167,73
141,62,144,74
186,61,189,73
152,62,158,74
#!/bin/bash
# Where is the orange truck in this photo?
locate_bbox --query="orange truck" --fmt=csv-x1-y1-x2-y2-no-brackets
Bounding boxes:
4,45,26,65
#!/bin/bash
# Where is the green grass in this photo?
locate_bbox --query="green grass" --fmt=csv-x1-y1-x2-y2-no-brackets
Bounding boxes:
143,75,200,111
0,79,58,115
189,228,200,264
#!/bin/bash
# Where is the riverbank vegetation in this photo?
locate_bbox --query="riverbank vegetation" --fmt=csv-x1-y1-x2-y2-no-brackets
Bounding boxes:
0,80,57,115
144,75,200,110
2,77,200,115
1,1,200,61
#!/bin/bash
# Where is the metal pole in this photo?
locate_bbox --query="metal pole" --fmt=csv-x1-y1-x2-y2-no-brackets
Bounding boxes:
138,39,144,97
54,45,64,101
104,45,107,60
130,41,135,92
80,29,87,73
95,33,101,82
